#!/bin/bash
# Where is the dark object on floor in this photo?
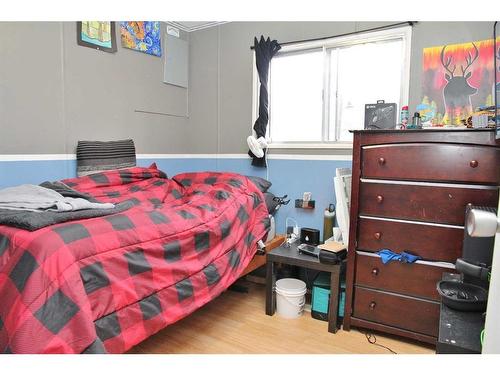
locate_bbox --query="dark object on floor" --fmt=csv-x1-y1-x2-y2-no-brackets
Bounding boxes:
437,273,484,354
319,249,347,265
228,283,249,293
248,36,281,167
311,272,346,322
300,227,320,245
436,280,488,312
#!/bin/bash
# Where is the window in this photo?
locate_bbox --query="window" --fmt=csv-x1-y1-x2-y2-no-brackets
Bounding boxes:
255,26,412,147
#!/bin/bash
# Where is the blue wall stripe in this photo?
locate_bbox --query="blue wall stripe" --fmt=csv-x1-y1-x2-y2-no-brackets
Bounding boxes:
0,159,76,188
0,157,352,239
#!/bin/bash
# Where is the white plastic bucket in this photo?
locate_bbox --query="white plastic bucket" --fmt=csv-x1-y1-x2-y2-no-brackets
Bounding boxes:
275,278,307,319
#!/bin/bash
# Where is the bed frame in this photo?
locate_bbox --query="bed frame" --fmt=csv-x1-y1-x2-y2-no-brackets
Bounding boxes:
240,235,286,277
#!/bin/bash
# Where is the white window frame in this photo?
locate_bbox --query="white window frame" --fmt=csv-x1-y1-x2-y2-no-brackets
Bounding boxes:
251,26,412,149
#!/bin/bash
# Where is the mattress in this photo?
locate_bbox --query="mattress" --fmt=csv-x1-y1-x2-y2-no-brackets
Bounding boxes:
0,165,269,353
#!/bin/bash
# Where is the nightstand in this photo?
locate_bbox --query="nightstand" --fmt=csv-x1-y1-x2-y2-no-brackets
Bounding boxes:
265,241,344,333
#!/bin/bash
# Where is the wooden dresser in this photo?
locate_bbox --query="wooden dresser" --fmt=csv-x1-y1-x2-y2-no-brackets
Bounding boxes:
343,129,500,345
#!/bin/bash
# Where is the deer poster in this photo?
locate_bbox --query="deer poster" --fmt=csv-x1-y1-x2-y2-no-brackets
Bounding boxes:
419,39,495,126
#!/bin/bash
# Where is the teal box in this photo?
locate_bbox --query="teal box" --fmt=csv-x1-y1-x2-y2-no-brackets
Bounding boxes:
311,272,345,321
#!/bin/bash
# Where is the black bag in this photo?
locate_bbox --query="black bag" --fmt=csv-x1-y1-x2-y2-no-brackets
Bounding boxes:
319,249,347,265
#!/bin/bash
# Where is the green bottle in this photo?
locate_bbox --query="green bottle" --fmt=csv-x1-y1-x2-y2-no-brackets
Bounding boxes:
323,204,336,243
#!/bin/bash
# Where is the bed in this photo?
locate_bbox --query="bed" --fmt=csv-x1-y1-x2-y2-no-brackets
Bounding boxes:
0,164,270,353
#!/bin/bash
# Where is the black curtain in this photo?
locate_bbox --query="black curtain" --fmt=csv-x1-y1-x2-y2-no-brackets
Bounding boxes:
248,36,281,167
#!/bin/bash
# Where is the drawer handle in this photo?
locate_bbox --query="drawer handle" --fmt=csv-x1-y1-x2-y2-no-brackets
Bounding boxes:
369,301,377,310
378,157,386,166
371,268,379,276
470,160,479,168
374,232,382,240
376,195,384,203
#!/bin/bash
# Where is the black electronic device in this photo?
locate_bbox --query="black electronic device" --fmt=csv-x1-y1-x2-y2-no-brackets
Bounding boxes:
437,205,496,312
364,100,397,130
435,205,496,354
300,227,320,245
436,274,484,354
297,243,320,258
436,280,488,312
458,205,496,288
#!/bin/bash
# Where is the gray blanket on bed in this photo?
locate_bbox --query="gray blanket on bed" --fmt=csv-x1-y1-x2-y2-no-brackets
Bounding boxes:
0,201,134,231
0,183,114,212
0,181,134,231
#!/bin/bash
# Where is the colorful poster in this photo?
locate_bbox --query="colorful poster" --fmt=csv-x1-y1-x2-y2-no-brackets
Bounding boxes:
120,21,162,57
77,22,117,53
420,39,495,125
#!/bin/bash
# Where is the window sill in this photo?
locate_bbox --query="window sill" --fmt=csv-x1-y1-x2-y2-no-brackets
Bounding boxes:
267,142,353,150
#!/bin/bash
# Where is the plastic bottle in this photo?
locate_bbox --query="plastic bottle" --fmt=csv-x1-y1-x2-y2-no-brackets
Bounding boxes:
400,105,409,129
412,112,422,129
323,204,336,243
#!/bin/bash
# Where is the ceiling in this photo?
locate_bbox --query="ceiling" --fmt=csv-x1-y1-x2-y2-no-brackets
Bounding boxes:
168,21,227,32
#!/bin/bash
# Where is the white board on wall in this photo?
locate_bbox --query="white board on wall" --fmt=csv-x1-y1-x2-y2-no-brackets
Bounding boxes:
163,33,189,88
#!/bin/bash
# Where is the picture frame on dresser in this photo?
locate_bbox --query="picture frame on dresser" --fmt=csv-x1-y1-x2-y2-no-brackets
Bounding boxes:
343,129,500,346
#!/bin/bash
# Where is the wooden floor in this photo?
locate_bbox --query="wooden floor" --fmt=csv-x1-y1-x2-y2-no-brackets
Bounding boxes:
129,281,435,354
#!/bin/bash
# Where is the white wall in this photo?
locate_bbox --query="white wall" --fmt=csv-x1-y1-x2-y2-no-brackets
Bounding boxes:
482,199,500,353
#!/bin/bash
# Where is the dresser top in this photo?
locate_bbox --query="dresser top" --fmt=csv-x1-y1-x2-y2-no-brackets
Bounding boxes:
350,128,496,134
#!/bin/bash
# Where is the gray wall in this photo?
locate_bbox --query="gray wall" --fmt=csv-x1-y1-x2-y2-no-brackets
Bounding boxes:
0,21,495,156
188,21,496,154
0,22,189,154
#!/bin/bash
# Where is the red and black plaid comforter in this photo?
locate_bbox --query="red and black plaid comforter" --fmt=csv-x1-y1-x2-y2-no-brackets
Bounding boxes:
0,166,269,353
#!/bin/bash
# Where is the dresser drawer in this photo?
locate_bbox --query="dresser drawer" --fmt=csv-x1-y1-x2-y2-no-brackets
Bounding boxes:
355,253,452,301
353,287,440,337
362,143,500,184
359,181,499,225
357,217,463,262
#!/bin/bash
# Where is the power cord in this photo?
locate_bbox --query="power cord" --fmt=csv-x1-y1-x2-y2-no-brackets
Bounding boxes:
284,217,299,247
359,330,398,354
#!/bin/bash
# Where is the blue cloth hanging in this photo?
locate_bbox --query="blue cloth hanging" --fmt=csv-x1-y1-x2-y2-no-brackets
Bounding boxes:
400,251,421,263
377,249,421,264
377,249,400,264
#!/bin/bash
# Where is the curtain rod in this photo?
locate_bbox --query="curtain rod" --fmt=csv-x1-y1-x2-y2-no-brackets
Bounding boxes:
250,21,416,50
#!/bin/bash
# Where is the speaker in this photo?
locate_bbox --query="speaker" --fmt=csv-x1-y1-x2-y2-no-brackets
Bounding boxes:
300,228,320,246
